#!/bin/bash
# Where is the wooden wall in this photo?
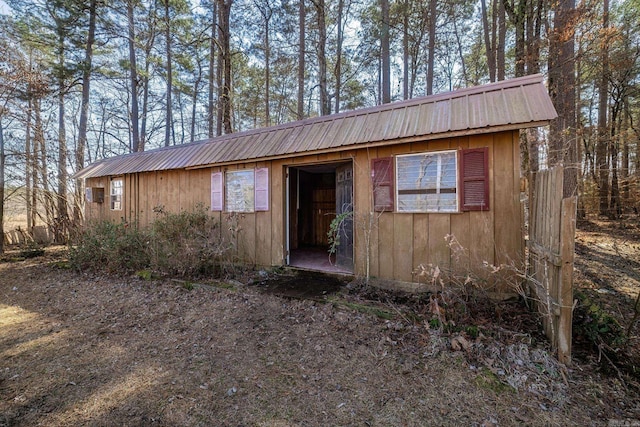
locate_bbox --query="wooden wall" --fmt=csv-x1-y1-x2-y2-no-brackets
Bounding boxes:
84,130,523,290
351,130,524,293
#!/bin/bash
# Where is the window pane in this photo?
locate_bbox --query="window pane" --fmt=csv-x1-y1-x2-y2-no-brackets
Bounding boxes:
226,170,255,212
440,152,457,189
396,151,457,213
110,178,123,211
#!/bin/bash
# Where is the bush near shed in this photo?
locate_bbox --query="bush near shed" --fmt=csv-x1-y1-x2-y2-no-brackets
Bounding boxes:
69,206,228,277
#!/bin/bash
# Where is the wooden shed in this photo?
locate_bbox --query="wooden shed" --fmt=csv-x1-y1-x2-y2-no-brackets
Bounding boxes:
77,74,557,292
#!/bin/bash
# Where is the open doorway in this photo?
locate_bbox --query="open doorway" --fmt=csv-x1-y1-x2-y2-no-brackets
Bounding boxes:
286,161,353,274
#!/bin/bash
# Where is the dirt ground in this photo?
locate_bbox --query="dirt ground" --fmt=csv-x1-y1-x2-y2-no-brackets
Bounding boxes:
1,220,639,426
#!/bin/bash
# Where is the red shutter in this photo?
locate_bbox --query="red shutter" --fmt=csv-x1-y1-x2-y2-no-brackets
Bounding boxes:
460,147,489,211
211,172,223,211
254,168,269,211
371,157,394,212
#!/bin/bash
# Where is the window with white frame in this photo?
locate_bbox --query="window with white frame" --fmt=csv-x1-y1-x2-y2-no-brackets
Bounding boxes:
110,177,123,211
225,170,255,212
211,168,269,212
396,150,458,212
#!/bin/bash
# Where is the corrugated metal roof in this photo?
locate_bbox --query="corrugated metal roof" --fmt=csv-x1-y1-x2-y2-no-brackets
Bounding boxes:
76,74,557,179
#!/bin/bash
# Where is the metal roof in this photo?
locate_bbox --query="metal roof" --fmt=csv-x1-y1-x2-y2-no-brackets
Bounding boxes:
76,74,557,179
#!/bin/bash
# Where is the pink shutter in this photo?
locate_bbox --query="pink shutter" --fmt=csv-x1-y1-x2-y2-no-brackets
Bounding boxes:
460,147,489,211
211,172,223,211
254,168,269,211
371,157,394,212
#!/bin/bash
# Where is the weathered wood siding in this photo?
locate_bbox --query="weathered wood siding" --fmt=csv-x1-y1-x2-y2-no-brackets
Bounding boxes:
84,130,523,289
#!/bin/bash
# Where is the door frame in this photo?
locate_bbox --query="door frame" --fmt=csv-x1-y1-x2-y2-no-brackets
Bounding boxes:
284,160,354,272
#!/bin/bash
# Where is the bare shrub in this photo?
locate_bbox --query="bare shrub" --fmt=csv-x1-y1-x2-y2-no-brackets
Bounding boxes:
412,233,532,334
70,206,229,278
414,234,527,298
69,220,150,273
149,205,226,277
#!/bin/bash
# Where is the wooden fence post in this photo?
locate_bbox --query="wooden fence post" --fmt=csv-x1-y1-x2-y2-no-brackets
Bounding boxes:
558,196,577,365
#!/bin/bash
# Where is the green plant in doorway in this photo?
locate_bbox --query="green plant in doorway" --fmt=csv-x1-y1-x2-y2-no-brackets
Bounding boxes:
327,210,352,256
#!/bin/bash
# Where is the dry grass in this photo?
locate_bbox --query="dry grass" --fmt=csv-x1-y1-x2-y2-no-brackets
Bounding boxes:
0,245,638,426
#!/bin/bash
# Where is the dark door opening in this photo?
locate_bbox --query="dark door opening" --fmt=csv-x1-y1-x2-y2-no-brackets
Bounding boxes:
287,161,353,273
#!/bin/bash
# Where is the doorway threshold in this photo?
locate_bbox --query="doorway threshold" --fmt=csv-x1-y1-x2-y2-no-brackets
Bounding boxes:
289,247,352,275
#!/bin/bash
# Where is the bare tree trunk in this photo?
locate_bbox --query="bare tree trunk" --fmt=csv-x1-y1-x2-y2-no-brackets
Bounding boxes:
265,16,270,125
127,0,141,152
524,0,547,191
622,103,630,201
56,38,69,242
526,0,544,74
191,63,202,143
402,0,409,99
597,0,610,216
31,97,39,229
609,103,622,217
380,0,390,103
140,13,157,152
57,88,68,223
176,90,185,144
452,16,468,85
164,0,174,146
25,91,33,231
576,39,586,219
426,0,437,95
208,1,217,137
548,0,577,198
297,0,305,120
497,0,506,80
334,0,344,112
504,0,526,77
314,0,330,115
75,0,97,223
254,0,272,125
217,0,232,133
35,99,53,228
215,0,224,136
481,0,495,82
140,72,150,151
0,118,5,254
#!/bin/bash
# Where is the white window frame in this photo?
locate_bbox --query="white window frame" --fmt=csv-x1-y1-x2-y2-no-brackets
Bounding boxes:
212,168,270,212
225,170,255,213
110,177,123,211
395,150,458,213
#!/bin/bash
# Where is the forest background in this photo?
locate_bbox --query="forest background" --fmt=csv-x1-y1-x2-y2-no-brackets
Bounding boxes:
0,0,636,250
